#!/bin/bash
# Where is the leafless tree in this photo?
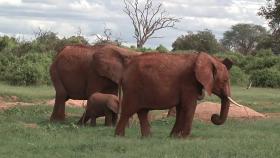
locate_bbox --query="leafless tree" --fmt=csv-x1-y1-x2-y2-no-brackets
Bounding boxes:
93,28,112,42
123,0,180,48
75,27,82,37
92,27,124,46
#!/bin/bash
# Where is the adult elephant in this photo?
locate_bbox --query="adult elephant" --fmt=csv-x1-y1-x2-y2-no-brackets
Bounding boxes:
110,52,241,138
50,44,140,121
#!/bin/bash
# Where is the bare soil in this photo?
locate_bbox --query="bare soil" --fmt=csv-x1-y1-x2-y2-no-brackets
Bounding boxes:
0,96,32,110
167,102,267,121
46,99,87,108
195,102,266,121
0,97,274,122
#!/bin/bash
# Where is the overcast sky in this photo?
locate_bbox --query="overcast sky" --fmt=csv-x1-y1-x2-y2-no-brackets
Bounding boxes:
0,0,267,49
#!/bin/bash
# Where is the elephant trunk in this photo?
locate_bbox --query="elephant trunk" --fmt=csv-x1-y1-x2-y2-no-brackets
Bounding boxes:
211,97,230,125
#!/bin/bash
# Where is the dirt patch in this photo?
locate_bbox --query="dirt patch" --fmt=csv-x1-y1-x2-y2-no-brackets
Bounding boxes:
167,102,266,121
3,97,268,123
0,97,33,110
265,113,280,118
24,123,38,128
194,102,266,121
47,99,87,107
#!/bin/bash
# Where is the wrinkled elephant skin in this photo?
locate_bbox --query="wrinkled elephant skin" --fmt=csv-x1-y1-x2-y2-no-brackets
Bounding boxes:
50,44,140,121
114,52,233,138
77,92,119,126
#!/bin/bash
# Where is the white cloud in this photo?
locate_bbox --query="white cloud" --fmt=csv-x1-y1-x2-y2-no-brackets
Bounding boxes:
0,0,22,6
0,0,267,48
27,19,56,30
70,0,92,10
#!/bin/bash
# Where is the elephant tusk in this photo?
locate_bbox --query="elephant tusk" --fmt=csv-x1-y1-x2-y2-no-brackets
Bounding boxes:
117,85,123,114
227,97,243,107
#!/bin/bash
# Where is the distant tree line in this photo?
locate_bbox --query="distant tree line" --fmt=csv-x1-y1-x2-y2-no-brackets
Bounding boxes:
172,23,280,55
0,0,279,88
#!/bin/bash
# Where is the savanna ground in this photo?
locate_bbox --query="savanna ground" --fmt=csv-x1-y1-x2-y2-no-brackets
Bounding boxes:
0,82,279,158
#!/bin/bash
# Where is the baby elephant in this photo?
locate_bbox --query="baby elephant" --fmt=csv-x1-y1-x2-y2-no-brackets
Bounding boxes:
78,92,120,126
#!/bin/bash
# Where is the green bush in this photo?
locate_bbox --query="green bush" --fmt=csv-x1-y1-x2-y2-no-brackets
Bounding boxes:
156,44,168,53
230,66,249,86
4,53,52,86
250,68,280,88
245,56,280,72
254,49,274,57
214,52,250,69
0,53,17,80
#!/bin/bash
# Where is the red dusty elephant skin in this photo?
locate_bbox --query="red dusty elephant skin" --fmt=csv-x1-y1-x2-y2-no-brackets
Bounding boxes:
50,44,141,121
77,92,119,126
113,52,235,138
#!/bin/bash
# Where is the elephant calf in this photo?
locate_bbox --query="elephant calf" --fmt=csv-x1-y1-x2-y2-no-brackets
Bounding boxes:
77,92,119,126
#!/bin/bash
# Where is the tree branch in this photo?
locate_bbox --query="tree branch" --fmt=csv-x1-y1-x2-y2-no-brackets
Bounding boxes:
123,0,180,48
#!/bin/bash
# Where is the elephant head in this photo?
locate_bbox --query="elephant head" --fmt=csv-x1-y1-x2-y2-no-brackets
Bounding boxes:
195,52,239,125
92,45,141,84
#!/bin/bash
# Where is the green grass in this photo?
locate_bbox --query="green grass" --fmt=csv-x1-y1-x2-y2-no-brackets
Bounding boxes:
0,82,279,112
0,83,280,157
0,105,279,158
205,86,280,113
0,82,54,102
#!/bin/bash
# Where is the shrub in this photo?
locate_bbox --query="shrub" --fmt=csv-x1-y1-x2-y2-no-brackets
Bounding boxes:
136,47,153,52
254,49,274,57
250,68,280,88
245,56,280,72
4,53,52,86
214,52,249,69
0,53,17,80
156,44,168,53
230,66,249,86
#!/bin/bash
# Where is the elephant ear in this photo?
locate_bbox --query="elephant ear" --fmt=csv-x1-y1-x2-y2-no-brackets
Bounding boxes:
92,49,124,84
107,98,119,113
195,52,215,96
222,58,233,70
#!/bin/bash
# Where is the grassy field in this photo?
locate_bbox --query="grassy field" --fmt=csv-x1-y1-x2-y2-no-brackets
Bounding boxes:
0,82,54,102
0,81,279,112
205,86,280,113
0,83,279,158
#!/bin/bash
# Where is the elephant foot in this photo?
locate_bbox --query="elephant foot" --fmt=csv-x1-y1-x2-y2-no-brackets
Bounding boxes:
141,132,152,138
140,126,151,137
50,113,65,122
170,132,190,139
115,131,125,137
115,121,125,136
170,131,182,138
180,132,191,139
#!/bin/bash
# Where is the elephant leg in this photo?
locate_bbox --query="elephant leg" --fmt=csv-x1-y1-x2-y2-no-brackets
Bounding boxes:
115,114,132,136
90,117,96,127
115,95,138,136
180,97,197,138
170,105,184,137
77,112,90,125
137,109,151,137
50,92,67,121
105,113,113,126
112,113,118,126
